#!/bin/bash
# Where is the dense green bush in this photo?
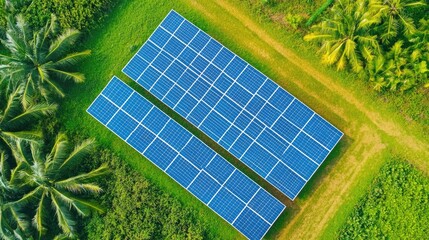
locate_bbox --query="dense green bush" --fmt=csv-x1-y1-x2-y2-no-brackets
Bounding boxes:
338,160,429,239
1,0,118,31
82,150,209,240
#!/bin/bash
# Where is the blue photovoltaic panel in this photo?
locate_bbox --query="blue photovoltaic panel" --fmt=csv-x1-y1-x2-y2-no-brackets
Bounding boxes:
87,77,285,240
122,10,343,200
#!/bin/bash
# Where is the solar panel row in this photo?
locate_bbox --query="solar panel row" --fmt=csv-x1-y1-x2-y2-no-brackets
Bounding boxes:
122,10,343,200
87,77,285,240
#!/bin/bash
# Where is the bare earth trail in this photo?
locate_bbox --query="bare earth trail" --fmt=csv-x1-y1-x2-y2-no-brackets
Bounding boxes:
188,0,429,239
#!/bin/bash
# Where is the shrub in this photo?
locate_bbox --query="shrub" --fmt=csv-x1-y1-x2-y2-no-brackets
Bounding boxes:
338,160,429,239
284,13,304,30
11,0,118,31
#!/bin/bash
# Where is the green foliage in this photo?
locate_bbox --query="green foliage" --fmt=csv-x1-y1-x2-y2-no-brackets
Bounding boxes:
0,86,57,153
305,0,334,26
305,0,428,91
284,13,304,30
0,15,90,106
370,0,426,43
83,150,209,240
304,0,381,72
240,0,325,31
338,160,429,239
14,0,116,31
1,134,108,239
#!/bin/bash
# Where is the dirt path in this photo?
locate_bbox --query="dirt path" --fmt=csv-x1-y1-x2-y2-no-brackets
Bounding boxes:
281,126,386,239
189,0,429,239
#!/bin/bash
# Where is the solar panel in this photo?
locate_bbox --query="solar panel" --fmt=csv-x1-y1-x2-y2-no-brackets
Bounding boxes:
122,10,343,200
87,77,285,240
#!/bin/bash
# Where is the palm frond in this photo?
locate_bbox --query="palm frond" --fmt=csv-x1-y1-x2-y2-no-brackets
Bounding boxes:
322,41,344,65
58,139,94,172
4,15,28,58
304,33,333,41
10,207,31,237
52,50,91,68
52,188,105,216
46,134,69,172
2,131,42,144
41,15,58,47
50,192,75,236
1,85,24,125
39,76,66,98
6,186,43,208
336,51,347,71
0,208,15,240
37,66,50,84
48,68,85,83
404,1,426,8
33,190,47,239
55,164,109,194
21,76,34,109
0,151,12,191
46,29,80,62
5,103,57,131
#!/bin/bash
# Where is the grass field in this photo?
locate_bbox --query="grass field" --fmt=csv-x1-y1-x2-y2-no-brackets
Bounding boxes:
60,0,429,239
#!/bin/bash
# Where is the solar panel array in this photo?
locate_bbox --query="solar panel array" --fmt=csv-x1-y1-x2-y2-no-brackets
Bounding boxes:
122,10,343,200
87,77,285,240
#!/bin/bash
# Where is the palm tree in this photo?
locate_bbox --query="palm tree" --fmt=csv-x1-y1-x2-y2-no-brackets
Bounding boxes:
0,85,57,152
366,55,389,91
369,0,426,43
372,40,428,91
0,14,90,106
304,0,381,72
3,134,108,239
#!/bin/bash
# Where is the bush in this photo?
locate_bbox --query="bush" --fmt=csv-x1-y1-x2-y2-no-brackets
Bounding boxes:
11,0,118,31
338,160,429,239
284,13,304,30
81,150,209,240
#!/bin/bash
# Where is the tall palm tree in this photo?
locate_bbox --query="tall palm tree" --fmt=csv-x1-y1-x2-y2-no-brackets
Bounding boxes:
0,85,57,152
369,0,426,43
304,0,381,72
3,134,108,239
0,14,90,106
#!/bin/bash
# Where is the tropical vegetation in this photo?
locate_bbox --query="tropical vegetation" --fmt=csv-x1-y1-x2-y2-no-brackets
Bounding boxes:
0,85,56,152
304,0,428,91
0,14,90,106
0,0,117,31
1,134,108,239
339,160,429,239
0,3,108,239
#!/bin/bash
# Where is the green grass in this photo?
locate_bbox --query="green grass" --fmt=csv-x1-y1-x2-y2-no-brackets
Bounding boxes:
59,0,429,239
